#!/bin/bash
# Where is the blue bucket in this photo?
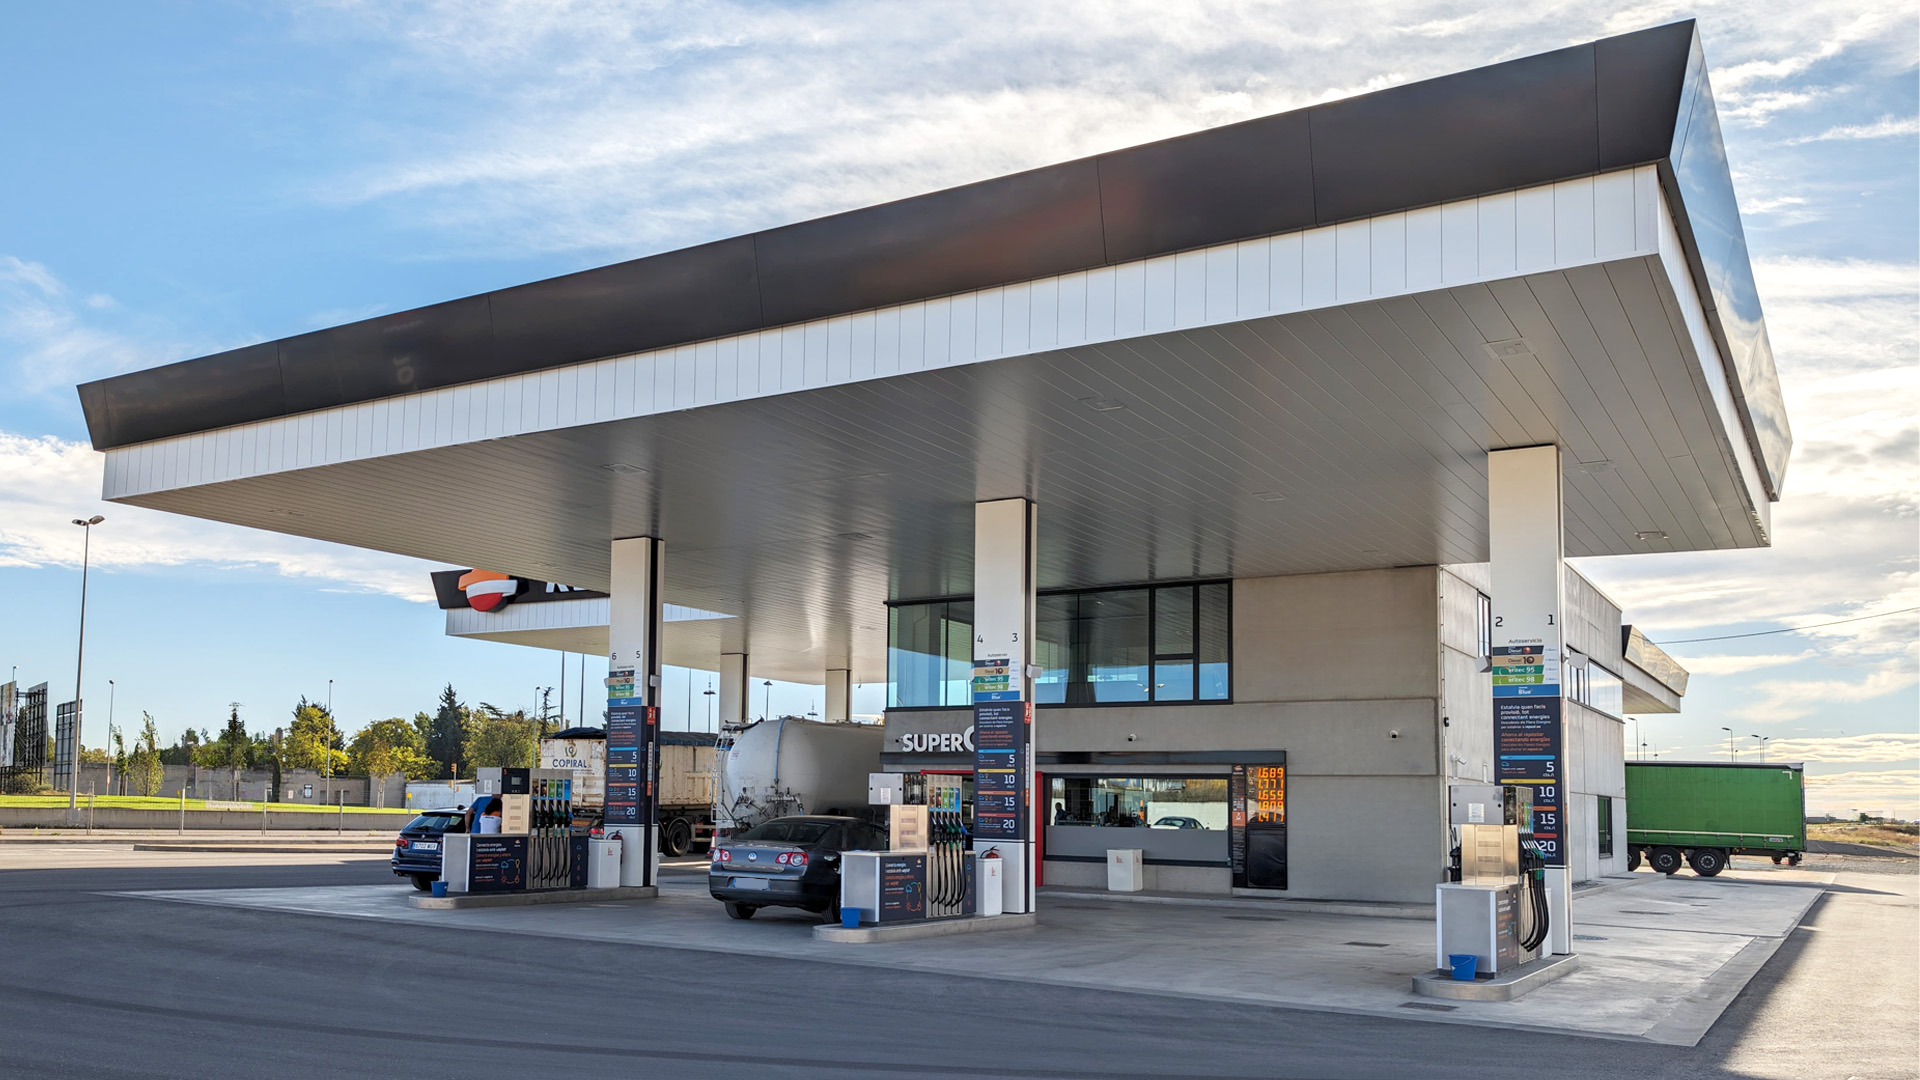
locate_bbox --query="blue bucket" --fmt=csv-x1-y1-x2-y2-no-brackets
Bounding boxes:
1448,953,1478,981
431,881,448,898
841,906,863,929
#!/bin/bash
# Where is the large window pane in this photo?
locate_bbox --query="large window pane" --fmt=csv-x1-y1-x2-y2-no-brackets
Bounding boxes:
889,580,1231,710
1045,776,1230,863
1197,582,1231,700
1034,594,1076,705
887,601,971,708
1085,590,1150,702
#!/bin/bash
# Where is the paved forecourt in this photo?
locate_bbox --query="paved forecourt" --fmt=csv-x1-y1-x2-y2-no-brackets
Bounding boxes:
118,860,1827,1045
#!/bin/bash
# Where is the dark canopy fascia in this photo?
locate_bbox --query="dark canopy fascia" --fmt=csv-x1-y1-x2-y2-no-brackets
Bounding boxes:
77,19,1787,497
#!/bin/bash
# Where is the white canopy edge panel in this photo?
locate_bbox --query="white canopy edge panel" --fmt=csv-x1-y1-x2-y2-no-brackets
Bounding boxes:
101,165,1761,519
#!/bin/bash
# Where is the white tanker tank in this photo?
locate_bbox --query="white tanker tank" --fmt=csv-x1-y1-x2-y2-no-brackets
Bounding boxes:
714,717,884,830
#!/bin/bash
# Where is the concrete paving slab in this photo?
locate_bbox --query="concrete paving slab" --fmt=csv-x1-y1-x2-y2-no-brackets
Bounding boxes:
112,862,1829,1046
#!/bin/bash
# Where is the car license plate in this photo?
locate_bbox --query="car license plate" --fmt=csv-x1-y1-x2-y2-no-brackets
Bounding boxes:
415,842,439,852
733,876,770,891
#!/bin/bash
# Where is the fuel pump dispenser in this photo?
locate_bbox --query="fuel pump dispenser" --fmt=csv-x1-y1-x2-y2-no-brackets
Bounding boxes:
527,768,582,891
842,771,975,924
1436,783,1549,977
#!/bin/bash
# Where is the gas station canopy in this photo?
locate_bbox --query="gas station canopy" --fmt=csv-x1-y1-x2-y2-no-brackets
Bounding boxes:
78,21,1787,684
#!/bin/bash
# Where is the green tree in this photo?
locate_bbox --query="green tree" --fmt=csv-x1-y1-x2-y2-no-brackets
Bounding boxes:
159,728,206,766
462,705,537,769
283,698,346,777
196,704,256,799
127,713,165,797
424,685,466,779
110,724,127,796
349,718,434,806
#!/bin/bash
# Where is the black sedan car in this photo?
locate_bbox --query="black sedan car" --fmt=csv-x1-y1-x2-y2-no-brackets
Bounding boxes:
390,805,473,890
709,815,883,921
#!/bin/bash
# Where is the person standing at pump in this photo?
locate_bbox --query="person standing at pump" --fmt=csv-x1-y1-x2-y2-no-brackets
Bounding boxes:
473,800,503,834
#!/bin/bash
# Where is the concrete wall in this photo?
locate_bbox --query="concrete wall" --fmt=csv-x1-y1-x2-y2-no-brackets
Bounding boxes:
1563,570,1628,881
73,764,399,806
0,806,414,831
1233,567,1439,701
1438,565,1493,785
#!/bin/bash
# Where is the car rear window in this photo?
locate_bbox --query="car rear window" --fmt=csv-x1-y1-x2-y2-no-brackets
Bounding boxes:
406,813,464,833
734,820,836,845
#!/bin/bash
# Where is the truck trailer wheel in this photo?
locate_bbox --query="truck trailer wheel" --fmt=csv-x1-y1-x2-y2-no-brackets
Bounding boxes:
1627,849,1641,872
662,818,692,857
1649,847,1684,875
1689,848,1728,877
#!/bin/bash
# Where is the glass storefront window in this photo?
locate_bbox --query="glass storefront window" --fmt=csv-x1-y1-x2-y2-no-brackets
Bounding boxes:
1045,776,1230,864
886,600,973,708
891,582,1230,709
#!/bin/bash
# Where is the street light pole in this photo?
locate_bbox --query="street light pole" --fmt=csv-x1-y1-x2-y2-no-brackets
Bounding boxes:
68,515,104,817
325,678,334,803
703,684,716,733
763,680,773,722
1720,726,1736,762
107,678,115,796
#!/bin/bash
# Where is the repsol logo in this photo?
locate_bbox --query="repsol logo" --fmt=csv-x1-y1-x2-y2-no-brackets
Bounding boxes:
896,727,974,754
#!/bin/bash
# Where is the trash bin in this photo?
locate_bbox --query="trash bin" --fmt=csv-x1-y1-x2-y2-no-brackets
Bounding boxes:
1448,954,1479,981
841,906,863,929
977,851,1004,916
1107,849,1144,892
431,881,448,899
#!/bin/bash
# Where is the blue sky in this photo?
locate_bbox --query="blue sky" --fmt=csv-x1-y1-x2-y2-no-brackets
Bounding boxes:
1,2,1914,815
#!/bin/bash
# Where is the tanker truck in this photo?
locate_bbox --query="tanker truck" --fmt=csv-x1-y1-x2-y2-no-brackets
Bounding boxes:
538,726,719,856
713,717,885,832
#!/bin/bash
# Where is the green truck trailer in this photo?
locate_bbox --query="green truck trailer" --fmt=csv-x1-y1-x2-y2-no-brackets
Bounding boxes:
1625,761,1806,877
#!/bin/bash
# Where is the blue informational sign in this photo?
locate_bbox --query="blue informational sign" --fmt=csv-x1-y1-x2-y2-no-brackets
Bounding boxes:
972,700,1027,841
1492,646,1565,867
604,694,656,830
469,836,528,893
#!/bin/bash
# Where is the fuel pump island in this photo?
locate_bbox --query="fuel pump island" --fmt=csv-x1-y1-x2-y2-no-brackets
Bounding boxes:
417,765,638,908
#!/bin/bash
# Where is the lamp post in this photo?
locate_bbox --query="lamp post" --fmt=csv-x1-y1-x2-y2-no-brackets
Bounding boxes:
68,515,104,817
1751,734,1769,762
106,678,115,796
1720,726,1736,762
763,680,773,722
703,684,716,733
325,678,334,803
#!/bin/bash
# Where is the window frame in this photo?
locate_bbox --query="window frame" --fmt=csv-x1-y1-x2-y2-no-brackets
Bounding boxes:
885,579,1233,711
1596,794,1614,858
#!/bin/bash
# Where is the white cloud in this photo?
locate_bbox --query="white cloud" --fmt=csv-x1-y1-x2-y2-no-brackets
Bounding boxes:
1761,732,1919,765
1679,652,1814,676
1803,768,1920,819
1789,114,1920,143
0,430,442,603
284,1,1917,261
1740,666,1920,723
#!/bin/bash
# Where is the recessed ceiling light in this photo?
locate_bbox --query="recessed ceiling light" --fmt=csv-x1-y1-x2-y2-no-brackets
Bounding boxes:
601,462,647,475
1636,530,1668,541
265,508,304,518
1079,396,1126,412
1252,491,1286,502
1486,339,1532,358
834,532,874,542
1577,459,1616,473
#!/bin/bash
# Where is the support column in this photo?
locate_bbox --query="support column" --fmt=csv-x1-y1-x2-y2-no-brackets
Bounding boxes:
717,653,749,730
1488,446,1572,954
607,537,665,890
824,669,851,723
971,498,1037,915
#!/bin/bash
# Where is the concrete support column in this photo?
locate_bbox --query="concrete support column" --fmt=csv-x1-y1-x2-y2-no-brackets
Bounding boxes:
1488,446,1572,955
824,668,851,723
607,537,665,889
717,653,749,730
971,498,1037,915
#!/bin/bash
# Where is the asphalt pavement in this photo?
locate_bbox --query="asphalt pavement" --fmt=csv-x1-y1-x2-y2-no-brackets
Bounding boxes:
0,851,1912,1080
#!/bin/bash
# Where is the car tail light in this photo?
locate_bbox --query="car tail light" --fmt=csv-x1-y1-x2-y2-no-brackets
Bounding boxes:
779,851,807,867
395,837,408,848
716,848,732,862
